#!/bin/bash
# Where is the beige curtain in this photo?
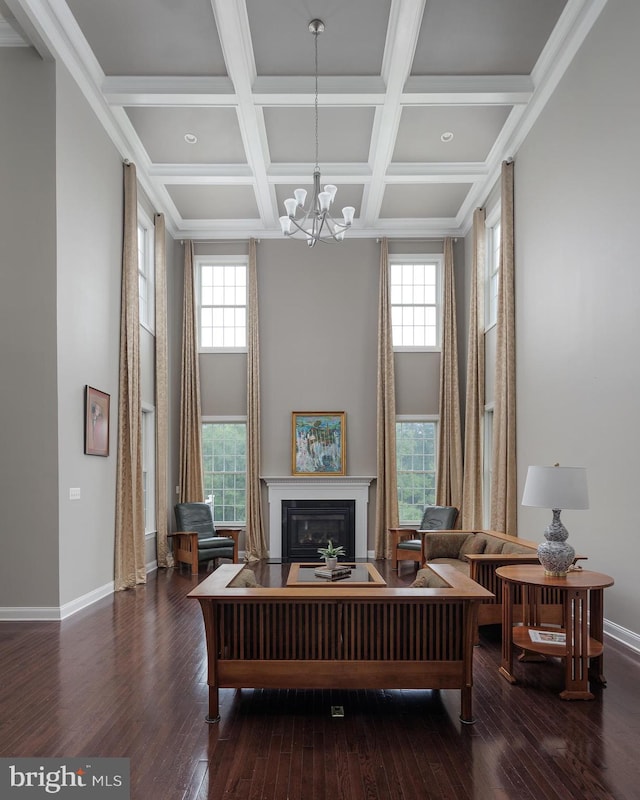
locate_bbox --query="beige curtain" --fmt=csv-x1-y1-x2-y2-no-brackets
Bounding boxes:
114,162,146,590
490,161,517,534
374,238,399,558
461,209,486,529
178,240,204,503
244,238,268,561
154,213,173,567
435,237,463,514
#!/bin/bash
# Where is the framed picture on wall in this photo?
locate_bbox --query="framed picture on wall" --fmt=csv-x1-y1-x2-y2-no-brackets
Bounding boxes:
292,412,346,476
85,385,110,457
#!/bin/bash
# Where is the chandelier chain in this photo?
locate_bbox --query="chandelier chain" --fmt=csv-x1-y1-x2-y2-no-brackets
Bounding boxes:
314,27,319,171
279,19,355,245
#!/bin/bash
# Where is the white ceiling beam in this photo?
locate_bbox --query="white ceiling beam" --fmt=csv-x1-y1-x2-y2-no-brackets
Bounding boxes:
402,75,532,105
103,73,532,109
210,0,275,228
103,76,236,106
362,0,427,228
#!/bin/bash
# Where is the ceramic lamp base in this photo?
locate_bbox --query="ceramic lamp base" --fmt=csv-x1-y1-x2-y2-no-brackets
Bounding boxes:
537,509,575,577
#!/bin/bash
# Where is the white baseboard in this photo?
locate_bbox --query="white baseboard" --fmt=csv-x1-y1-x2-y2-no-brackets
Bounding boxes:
604,619,640,654
0,559,159,622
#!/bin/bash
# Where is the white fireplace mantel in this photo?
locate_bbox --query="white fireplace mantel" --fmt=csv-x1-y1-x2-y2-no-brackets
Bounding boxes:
262,476,375,560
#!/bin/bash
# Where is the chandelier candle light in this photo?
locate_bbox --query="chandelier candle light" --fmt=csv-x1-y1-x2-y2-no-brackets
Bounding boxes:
521,464,589,577
279,19,355,247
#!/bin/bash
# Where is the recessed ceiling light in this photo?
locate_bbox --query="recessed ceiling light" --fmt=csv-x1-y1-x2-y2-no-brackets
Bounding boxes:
440,131,454,143
184,133,198,144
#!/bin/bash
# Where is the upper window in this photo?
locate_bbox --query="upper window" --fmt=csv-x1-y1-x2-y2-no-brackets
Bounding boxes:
396,417,438,525
137,209,155,332
196,257,247,351
486,218,501,329
390,257,442,349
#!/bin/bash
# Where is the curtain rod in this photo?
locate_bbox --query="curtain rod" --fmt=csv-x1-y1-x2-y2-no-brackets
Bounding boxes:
180,239,261,245
376,237,458,243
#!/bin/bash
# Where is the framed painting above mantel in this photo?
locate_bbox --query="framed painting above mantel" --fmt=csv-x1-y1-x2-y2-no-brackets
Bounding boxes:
292,412,346,476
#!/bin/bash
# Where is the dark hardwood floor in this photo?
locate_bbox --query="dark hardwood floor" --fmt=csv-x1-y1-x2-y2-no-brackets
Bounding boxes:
1,560,639,800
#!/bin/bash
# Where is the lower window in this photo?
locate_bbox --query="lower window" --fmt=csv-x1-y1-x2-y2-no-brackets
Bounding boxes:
202,420,247,524
396,418,437,525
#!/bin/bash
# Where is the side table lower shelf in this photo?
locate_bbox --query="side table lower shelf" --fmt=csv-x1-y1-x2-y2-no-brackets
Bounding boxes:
512,626,604,660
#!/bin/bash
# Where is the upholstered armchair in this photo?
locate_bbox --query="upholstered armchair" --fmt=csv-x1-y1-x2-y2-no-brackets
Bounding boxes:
170,502,240,575
390,505,459,571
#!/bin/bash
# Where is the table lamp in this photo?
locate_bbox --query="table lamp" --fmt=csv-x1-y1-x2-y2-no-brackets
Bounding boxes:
521,464,589,576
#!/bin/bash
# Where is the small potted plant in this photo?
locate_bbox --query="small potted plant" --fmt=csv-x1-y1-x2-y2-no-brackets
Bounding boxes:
317,540,346,570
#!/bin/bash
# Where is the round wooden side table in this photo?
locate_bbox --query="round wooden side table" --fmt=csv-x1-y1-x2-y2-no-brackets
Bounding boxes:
496,564,614,700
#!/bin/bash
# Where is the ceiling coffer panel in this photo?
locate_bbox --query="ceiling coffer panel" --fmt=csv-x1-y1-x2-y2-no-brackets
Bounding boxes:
246,0,391,77
264,107,375,164
125,108,247,165
167,185,260,221
393,106,513,163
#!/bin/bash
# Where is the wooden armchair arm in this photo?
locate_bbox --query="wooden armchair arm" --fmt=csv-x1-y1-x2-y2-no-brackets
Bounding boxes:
388,528,419,569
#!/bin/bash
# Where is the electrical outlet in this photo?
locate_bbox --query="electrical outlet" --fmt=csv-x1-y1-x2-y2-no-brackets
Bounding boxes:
69,488,81,501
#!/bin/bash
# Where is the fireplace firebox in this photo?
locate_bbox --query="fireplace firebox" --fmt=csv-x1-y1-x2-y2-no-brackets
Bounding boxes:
282,500,355,562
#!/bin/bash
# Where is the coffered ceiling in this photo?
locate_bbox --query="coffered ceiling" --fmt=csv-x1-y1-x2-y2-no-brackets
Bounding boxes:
1,0,606,241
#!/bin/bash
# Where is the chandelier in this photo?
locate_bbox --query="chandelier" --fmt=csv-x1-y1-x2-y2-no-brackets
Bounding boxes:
279,19,355,247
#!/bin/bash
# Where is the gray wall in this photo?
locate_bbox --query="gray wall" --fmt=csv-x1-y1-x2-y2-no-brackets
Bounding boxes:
196,238,444,548
0,49,59,608
511,0,639,634
55,62,123,606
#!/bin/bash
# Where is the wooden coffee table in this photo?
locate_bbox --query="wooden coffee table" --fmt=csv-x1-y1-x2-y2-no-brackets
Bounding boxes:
286,562,386,587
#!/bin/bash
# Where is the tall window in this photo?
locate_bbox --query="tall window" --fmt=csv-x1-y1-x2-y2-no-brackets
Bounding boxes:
141,405,156,534
390,257,442,349
196,257,247,351
396,418,438,524
137,209,155,331
202,419,247,524
486,218,501,329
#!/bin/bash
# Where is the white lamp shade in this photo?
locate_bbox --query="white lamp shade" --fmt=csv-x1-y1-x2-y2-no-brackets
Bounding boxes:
279,215,292,234
284,197,297,216
318,191,331,211
294,188,307,207
521,465,589,510
324,184,337,203
342,206,355,225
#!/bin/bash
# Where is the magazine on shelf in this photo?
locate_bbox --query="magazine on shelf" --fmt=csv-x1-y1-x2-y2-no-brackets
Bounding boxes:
528,629,566,645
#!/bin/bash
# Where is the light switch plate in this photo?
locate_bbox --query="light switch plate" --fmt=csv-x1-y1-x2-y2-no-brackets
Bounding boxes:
69,488,81,500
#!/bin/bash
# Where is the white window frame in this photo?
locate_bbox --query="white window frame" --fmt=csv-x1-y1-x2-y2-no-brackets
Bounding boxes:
137,207,155,333
389,255,443,352
195,256,248,353
485,207,501,331
201,416,247,525
141,403,156,536
395,414,439,526
483,404,494,529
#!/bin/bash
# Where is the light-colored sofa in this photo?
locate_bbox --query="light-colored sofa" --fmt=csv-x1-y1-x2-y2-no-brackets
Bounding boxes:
415,529,566,627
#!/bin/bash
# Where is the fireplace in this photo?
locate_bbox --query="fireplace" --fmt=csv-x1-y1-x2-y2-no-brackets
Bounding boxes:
282,500,355,562
263,476,374,560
